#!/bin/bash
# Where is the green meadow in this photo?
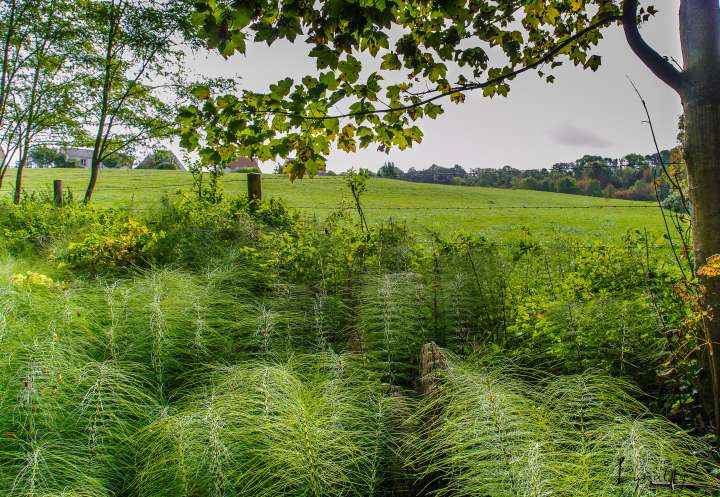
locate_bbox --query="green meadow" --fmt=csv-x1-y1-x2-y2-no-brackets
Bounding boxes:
10,168,665,241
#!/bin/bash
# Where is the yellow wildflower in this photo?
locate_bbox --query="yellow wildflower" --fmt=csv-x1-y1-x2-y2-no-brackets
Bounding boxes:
10,271,60,289
698,254,720,278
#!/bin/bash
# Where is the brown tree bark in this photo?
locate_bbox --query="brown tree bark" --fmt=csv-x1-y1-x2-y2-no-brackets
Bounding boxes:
680,0,720,431
13,153,25,204
624,0,720,430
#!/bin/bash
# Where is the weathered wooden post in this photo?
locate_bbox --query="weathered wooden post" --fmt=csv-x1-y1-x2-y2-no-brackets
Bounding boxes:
247,172,262,205
418,342,447,395
53,180,63,207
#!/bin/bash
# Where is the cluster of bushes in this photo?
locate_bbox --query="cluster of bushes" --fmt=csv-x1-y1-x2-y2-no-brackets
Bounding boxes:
0,192,715,494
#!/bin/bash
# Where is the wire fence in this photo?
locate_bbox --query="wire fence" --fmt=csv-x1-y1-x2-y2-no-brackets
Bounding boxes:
16,174,673,217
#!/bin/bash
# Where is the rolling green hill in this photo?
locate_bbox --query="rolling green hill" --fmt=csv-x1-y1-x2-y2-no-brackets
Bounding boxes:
7,168,666,241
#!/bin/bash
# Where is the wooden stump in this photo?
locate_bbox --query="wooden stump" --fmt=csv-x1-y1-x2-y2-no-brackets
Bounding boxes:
418,342,447,395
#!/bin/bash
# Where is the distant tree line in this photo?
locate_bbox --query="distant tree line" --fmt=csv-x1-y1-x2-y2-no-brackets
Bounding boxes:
376,151,674,202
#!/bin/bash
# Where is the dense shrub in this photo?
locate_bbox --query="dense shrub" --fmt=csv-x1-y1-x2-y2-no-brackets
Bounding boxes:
62,218,164,271
0,197,114,253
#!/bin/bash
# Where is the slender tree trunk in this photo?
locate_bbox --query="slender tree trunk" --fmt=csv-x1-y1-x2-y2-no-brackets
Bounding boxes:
0,0,19,193
685,95,720,430
84,1,119,203
13,149,27,203
84,78,110,202
14,54,41,204
0,161,9,190
0,0,18,127
84,121,105,203
679,0,720,431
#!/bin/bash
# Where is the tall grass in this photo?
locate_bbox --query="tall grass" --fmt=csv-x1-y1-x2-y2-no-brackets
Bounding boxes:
358,272,430,386
0,325,156,495
136,354,406,497
408,358,717,497
427,243,509,350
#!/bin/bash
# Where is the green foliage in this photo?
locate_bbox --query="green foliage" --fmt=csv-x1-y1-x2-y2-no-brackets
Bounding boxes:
0,182,715,495
62,218,163,271
0,267,159,496
187,157,224,204
13,168,671,241
182,0,624,177
358,272,430,386
0,196,120,254
345,167,370,232
377,161,403,179
28,145,70,168
137,150,184,171
102,151,135,169
426,233,508,350
513,296,665,377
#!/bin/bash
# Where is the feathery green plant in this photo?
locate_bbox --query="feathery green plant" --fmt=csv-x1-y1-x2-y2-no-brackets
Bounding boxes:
409,359,718,497
136,353,406,497
0,317,156,496
358,272,430,386
427,235,509,350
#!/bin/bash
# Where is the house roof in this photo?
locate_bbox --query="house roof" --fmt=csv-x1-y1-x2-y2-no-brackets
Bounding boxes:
65,147,94,159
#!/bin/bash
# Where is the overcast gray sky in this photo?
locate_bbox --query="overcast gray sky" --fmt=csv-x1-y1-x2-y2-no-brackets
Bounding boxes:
184,2,683,173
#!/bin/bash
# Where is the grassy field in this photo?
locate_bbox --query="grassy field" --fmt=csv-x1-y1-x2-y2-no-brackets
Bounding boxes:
8,168,666,241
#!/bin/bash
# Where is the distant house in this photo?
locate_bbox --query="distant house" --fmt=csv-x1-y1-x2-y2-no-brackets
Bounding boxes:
225,157,259,173
64,147,103,168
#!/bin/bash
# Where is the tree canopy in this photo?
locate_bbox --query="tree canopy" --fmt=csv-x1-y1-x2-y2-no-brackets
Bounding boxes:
137,149,183,170
180,0,640,178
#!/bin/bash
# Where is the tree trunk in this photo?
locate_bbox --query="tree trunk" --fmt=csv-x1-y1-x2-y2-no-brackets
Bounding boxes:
84,1,119,203
679,0,720,431
14,55,42,204
84,148,101,203
13,152,26,204
624,0,720,430
683,88,720,431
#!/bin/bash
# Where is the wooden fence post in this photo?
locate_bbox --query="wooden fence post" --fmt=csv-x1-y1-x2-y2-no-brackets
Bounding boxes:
248,172,262,204
53,180,63,207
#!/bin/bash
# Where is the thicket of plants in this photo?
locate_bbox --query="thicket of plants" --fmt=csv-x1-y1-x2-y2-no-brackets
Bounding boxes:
0,189,717,495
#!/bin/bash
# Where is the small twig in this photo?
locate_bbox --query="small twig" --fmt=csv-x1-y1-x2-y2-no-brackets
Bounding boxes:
627,76,692,281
